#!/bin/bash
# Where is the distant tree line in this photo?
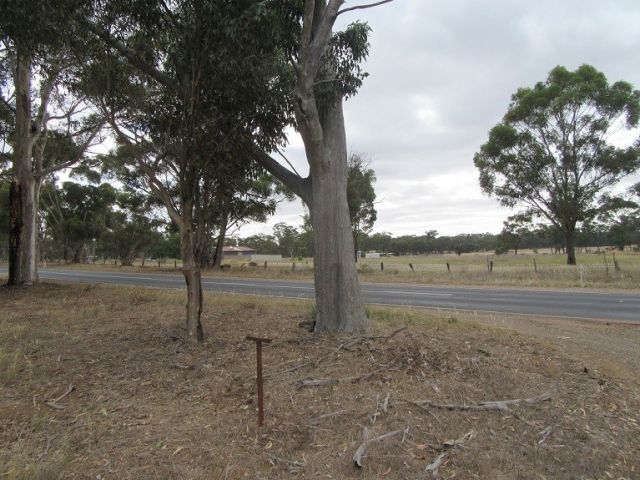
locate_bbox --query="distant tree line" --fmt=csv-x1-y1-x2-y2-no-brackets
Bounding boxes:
237,220,639,258
1,175,637,264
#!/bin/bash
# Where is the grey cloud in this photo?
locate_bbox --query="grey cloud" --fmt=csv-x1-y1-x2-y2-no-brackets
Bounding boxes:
241,0,640,238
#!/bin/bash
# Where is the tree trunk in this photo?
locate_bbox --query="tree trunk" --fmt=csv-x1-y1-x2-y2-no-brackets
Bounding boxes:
564,225,577,265
212,211,228,269
309,101,369,334
180,217,204,342
8,51,37,286
250,0,369,334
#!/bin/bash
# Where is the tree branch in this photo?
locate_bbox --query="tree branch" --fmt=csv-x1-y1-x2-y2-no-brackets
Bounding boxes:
84,21,180,94
40,120,106,177
337,0,395,16
0,95,15,114
143,165,182,226
252,145,312,205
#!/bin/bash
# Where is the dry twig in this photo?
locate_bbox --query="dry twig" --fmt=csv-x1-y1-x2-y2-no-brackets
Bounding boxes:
425,429,476,478
311,409,350,424
281,326,408,375
406,392,551,412
353,426,408,468
296,362,397,388
45,384,75,410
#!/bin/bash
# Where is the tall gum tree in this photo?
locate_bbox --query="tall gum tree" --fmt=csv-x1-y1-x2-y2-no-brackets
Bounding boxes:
83,1,297,341
1,0,103,285
254,0,393,334
474,65,640,265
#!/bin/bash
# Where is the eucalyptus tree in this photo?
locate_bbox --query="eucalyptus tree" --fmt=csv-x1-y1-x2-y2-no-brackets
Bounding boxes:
474,65,640,265
253,0,393,333
196,173,291,269
102,189,162,266
347,153,377,261
86,0,392,335
0,0,105,285
82,0,296,340
41,180,117,263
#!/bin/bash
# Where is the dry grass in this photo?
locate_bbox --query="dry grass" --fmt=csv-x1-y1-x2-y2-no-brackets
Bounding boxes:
34,250,640,289
1,283,639,479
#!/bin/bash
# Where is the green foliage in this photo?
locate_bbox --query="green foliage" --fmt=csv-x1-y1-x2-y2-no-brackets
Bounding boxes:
41,181,117,262
347,153,377,233
81,0,302,273
99,190,162,265
147,233,180,260
40,177,161,263
474,64,640,264
242,234,280,255
272,222,302,258
315,21,371,105
0,0,87,54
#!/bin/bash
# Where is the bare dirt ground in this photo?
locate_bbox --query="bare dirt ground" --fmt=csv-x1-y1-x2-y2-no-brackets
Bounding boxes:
1,283,639,479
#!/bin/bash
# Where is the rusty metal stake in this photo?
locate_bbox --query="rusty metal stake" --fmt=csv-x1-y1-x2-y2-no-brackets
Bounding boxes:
246,335,272,426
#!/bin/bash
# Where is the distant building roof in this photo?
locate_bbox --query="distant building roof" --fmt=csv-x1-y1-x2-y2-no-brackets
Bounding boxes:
223,246,256,253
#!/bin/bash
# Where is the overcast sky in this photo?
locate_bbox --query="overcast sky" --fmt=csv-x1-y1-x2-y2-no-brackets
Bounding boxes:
239,0,640,238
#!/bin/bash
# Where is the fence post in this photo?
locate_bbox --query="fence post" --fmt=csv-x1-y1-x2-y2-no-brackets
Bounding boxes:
446,262,450,273
158,260,161,269
533,258,537,273
174,260,177,269
612,253,621,272
380,262,384,272
409,263,414,272
489,260,494,273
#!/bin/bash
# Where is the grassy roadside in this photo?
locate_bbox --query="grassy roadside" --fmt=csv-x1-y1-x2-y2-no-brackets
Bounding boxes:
1,283,638,479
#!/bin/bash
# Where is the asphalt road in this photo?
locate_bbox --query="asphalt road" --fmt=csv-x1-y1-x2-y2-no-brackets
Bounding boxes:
2,267,638,323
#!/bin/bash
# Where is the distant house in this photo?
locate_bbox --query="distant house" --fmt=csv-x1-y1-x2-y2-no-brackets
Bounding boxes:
222,246,256,257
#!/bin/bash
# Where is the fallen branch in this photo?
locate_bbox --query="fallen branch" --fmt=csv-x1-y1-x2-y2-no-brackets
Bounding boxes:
281,326,408,374
45,384,75,410
348,362,397,383
382,392,391,414
296,378,338,388
36,435,56,460
368,325,408,341
171,363,195,370
426,429,475,477
408,392,551,413
268,454,306,469
398,399,443,424
311,409,350,424
297,362,396,388
353,426,408,468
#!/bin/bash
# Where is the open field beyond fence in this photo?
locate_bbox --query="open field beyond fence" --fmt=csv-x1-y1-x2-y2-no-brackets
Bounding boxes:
29,250,640,290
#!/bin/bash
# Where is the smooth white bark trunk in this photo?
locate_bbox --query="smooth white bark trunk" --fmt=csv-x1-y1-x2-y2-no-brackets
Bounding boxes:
8,51,37,286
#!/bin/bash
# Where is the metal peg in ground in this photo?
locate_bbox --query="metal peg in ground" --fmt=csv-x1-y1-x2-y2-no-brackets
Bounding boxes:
246,335,272,426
